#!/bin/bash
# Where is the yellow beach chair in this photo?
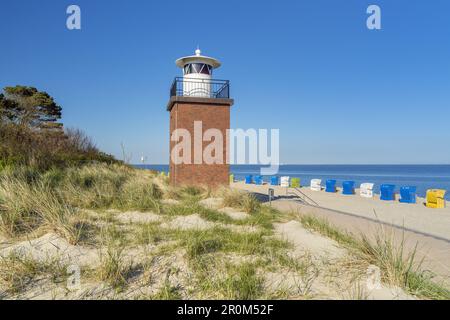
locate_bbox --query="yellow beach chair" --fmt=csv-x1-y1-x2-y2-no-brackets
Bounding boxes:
229,174,234,184
290,178,300,188
426,189,446,208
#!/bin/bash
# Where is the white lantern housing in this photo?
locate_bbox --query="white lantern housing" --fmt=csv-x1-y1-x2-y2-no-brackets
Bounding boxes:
175,48,221,98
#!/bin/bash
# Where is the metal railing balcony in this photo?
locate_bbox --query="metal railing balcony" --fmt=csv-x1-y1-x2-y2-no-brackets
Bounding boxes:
170,77,230,99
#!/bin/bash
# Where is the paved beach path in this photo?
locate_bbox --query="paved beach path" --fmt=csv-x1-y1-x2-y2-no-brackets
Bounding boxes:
232,182,450,286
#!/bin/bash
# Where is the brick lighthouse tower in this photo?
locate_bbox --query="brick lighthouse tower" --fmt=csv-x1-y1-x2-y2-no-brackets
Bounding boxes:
167,49,234,187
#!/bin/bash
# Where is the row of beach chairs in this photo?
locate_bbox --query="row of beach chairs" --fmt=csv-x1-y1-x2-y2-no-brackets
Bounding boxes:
239,175,446,208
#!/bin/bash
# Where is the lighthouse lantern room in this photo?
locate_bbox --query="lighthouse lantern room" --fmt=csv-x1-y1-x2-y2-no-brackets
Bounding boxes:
175,48,221,98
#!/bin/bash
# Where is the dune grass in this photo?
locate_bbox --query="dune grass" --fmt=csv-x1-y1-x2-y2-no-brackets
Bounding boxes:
0,251,68,295
1,164,296,299
60,164,162,211
0,177,84,244
163,199,234,225
219,263,264,300
167,225,299,299
2,163,448,300
219,188,261,214
163,185,211,202
96,225,135,291
174,226,289,259
135,222,165,245
0,164,163,243
97,244,131,291
150,280,182,300
298,213,450,300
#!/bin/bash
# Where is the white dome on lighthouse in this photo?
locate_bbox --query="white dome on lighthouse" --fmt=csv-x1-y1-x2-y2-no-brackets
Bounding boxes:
175,48,221,69
175,48,222,98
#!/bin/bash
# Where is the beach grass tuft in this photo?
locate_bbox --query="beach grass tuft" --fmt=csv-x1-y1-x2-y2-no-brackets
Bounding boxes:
0,175,85,244
220,263,264,300
0,251,68,295
219,188,261,214
298,213,450,300
0,164,163,243
96,227,134,291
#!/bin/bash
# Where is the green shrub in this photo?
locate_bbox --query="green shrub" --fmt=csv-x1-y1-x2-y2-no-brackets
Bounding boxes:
0,123,119,171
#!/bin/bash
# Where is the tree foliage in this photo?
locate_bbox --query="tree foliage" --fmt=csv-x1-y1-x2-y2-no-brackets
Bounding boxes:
0,86,118,170
1,86,62,130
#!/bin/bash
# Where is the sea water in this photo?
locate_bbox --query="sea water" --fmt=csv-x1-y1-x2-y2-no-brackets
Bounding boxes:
135,164,450,200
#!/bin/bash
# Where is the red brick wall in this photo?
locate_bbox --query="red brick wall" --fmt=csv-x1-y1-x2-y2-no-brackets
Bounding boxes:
169,99,231,188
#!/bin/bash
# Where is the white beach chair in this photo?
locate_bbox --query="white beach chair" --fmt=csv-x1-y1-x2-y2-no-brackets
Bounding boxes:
280,176,290,188
360,183,374,198
310,179,322,191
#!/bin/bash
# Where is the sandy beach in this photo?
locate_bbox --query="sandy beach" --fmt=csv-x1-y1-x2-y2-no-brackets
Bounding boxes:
232,181,450,285
232,182,450,240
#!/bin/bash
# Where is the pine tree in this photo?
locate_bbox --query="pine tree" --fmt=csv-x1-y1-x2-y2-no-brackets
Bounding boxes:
1,86,63,131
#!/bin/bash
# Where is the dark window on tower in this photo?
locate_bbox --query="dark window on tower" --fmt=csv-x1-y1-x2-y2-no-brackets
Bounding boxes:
184,63,212,75
200,64,212,75
191,63,202,73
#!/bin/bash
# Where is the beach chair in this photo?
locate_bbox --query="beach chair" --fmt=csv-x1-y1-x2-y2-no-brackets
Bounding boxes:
254,175,263,185
270,176,279,186
310,179,322,191
229,174,234,184
245,175,253,184
426,189,446,208
399,186,417,204
280,176,290,188
325,180,337,193
342,181,355,195
360,183,374,198
290,178,300,188
380,184,396,201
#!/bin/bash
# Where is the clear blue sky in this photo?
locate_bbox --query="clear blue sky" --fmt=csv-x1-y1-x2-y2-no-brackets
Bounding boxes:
1,0,449,164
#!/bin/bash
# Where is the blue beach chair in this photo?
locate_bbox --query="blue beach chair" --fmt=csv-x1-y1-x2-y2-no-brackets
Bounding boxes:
245,175,253,184
380,184,396,201
270,176,279,186
254,175,263,185
399,186,417,204
342,181,355,195
325,180,337,193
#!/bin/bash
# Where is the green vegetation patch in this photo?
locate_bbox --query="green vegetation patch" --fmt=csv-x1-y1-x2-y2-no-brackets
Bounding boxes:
298,213,450,300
